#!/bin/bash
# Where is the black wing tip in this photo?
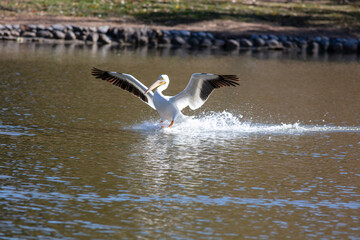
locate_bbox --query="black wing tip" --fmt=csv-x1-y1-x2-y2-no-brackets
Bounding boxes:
218,75,240,86
91,67,106,78
91,67,149,103
91,67,102,73
208,74,240,88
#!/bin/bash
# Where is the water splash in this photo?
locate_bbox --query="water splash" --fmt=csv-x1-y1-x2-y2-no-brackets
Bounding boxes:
130,111,360,135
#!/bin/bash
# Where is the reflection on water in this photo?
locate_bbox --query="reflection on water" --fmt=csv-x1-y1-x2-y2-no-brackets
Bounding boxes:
0,42,359,239
1,40,359,62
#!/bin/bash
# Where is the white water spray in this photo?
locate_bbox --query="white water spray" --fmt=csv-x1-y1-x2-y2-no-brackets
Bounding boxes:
130,111,360,135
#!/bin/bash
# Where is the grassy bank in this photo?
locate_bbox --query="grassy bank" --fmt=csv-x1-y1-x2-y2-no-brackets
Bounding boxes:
1,0,359,31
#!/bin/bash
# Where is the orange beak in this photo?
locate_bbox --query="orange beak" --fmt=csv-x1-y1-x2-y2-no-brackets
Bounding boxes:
145,80,164,94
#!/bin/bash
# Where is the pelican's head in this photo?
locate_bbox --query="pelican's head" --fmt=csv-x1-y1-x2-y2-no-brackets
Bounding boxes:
145,75,169,94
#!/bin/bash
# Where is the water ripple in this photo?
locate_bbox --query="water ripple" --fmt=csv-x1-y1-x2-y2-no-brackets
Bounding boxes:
0,124,36,136
1,189,358,210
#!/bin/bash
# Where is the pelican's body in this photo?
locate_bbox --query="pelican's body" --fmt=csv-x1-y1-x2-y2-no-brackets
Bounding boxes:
91,68,239,128
153,92,183,122
150,77,185,123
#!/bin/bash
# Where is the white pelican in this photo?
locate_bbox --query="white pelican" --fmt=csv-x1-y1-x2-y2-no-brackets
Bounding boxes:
91,67,239,128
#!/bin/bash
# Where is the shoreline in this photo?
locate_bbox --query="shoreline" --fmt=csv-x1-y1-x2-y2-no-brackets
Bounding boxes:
1,15,359,54
1,14,359,38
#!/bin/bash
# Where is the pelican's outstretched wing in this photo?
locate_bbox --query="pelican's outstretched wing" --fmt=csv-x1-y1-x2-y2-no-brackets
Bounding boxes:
171,73,239,110
91,67,155,110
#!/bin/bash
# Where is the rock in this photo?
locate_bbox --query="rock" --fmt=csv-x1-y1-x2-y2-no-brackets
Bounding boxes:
322,36,329,42
260,34,269,40
279,36,288,42
170,30,180,37
3,30,11,37
129,29,140,44
0,24,4,30
10,30,20,37
138,36,148,46
127,28,140,44
268,34,278,40
328,41,343,53
98,34,112,44
4,24,12,30
86,32,99,43
191,32,200,39
12,24,20,30
37,30,53,39
226,39,240,50
251,35,265,47
266,39,282,50
88,26,97,33
2,35,16,41
147,33,157,45
180,30,191,38
149,38,158,48
141,28,151,37
297,40,308,51
188,38,200,47
126,29,137,43
282,41,294,49
253,38,265,47
162,30,171,37
159,36,171,45
287,36,294,42
53,30,65,39
65,31,76,41
200,38,212,48
112,28,124,41
214,39,226,48
315,36,322,43
292,37,299,42
72,25,83,33
51,24,64,32
239,38,253,48
150,29,162,39
172,36,186,46
98,25,109,34
22,31,37,38
108,27,119,39
76,32,87,41
335,37,345,43
66,25,73,31
206,32,214,40
319,39,329,52
307,41,319,54
121,28,135,42
298,36,306,42
197,31,207,39
343,40,357,53
36,24,45,31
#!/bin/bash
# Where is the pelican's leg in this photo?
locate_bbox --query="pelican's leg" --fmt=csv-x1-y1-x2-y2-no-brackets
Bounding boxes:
168,120,174,128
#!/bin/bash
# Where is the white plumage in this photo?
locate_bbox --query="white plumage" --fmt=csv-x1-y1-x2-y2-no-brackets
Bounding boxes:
91,67,239,128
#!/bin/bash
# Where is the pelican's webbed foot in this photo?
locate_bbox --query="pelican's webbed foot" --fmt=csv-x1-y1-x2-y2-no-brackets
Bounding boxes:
168,120,174,128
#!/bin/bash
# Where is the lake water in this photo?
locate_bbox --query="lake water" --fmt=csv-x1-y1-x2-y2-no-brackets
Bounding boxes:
0,41,359,239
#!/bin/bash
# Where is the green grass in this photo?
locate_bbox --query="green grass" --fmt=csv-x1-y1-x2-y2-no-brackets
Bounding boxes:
1,0,359,31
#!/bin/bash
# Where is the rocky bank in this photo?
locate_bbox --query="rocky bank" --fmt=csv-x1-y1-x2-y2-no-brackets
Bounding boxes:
1,23,359,54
